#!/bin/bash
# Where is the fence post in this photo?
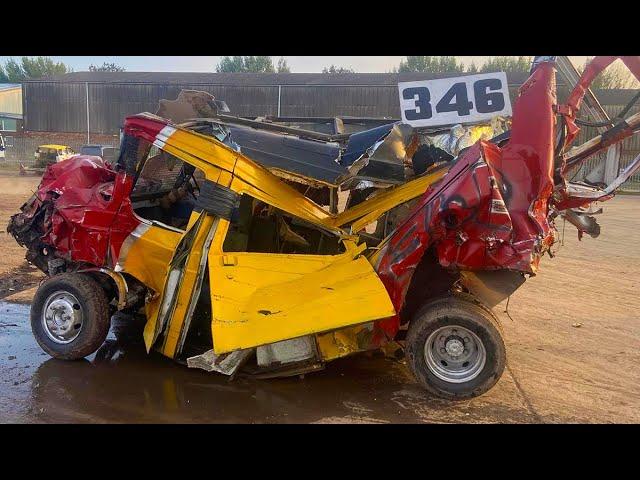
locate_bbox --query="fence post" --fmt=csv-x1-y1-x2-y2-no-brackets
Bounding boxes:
277,85,282,117
85,82,90,144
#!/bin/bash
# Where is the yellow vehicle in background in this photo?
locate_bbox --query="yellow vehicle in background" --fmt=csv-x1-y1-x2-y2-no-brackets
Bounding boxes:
20,144,76,175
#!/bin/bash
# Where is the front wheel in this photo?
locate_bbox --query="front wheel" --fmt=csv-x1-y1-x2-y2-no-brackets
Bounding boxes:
31,273,111,360
406,295,506,400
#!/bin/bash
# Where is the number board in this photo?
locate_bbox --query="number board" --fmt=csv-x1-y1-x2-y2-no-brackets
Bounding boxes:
398,72,512,127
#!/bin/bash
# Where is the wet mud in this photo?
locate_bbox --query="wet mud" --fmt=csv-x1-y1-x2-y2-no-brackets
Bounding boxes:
0,302,540,424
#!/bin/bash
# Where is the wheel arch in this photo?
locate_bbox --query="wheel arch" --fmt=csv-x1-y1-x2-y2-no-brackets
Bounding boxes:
398,248,462,327
77,268,128,310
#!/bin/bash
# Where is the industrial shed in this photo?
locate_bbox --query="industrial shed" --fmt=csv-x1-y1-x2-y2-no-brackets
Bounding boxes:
0,84,23,131
22,71,538,135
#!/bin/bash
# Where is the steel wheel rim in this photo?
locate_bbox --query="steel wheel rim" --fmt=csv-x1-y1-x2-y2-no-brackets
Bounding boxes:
41,291,84,344
424,325,486,383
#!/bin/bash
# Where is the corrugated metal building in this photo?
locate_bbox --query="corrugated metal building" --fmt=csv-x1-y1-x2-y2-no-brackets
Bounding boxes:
23,71,541,135
23,71,640,136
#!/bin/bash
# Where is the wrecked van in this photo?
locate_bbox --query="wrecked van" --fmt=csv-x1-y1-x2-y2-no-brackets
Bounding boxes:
8,56,640,399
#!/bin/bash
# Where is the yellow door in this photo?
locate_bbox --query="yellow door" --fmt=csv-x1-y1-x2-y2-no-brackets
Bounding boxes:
207,220,396,354
144,211,219,358
118,210,219,358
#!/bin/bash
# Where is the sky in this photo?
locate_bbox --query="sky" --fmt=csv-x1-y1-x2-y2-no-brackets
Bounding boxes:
0,56,592,73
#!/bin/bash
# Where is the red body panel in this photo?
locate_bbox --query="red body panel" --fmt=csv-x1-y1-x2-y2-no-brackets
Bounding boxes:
33,156,140,267
374,63,558,338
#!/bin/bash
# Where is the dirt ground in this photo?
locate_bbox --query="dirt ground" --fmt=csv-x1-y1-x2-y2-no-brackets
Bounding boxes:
0,175,44,300
0,173,638,423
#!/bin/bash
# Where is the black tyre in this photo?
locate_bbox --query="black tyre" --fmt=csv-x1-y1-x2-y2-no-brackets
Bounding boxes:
31,273,111,360
406,294,506,400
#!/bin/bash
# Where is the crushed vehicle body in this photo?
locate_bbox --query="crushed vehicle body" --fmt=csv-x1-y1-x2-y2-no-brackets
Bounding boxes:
8,56,640,399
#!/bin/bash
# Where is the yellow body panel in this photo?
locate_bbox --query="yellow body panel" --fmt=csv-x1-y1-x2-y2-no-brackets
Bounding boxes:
115,221,183,351
159,214,218,358
160,126,333,228
117,223,182,294
332,165,448,231
206,224,394,354
315,323,376,361
139,213,206,352
38,144,72,150
208,244,396,353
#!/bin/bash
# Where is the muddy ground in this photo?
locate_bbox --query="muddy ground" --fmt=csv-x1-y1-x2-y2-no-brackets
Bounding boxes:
0,173,638,423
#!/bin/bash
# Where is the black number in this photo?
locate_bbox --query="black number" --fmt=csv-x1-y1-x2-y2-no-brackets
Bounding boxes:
435,82,473,116
474,79,505,113
402,87,432,120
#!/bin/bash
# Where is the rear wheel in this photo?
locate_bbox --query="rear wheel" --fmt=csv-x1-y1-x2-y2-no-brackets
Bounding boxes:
406,294,505,399
31,273,111,360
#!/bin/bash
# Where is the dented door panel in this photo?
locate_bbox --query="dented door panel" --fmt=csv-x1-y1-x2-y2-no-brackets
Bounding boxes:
208,224,395,354
155,213,219,358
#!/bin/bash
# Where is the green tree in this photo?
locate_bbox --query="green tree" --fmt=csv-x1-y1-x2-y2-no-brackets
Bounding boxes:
480,56,531,74
3,58,26,81
322,65,355,74
215,56,276,73
397,56,465,74
0,56,70,82
243,56,275,73
89,62,126,72
0,67,8,83
580,58,639,89
466,62,479,74
216,56,244,72
277,57,290,73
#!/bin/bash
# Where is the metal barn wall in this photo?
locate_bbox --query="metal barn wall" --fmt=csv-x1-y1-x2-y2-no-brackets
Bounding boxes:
279,86,401,117
23,82,529,134
23,82,281,134
23,82,87,133
280,85,529,118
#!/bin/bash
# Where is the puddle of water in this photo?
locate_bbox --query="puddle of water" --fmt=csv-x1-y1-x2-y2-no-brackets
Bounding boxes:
0,301,528,423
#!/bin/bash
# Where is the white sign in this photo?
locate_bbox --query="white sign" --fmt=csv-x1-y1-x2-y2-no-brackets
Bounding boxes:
398,72,512,127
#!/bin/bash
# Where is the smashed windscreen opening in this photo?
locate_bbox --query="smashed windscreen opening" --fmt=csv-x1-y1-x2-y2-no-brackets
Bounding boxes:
223,193,345,255
126,137,205,230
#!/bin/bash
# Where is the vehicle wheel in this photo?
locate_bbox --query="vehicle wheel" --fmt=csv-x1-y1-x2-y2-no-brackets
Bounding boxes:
406,294,506,400
31,273,111,360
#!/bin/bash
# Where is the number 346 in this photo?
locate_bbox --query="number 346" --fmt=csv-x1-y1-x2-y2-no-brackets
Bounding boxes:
402,79,505,120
